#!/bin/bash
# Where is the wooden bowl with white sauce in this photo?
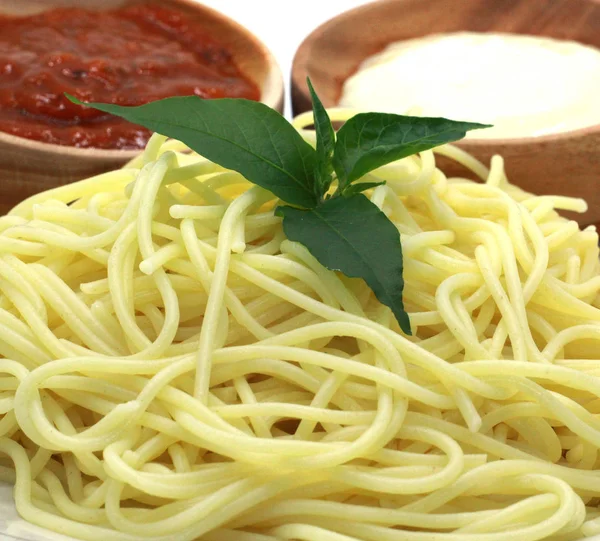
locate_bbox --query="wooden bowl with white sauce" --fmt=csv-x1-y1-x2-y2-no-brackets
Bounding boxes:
291,0,600,226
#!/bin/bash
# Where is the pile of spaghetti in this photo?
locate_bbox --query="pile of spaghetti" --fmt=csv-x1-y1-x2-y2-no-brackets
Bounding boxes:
0,114,600,541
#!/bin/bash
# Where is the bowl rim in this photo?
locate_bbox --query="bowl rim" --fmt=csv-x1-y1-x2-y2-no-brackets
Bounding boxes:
291,0,600,147
0,0,284,160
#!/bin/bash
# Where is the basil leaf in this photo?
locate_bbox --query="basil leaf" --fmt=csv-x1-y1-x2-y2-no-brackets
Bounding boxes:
333,113,490,189
67,95,318,209
342,181,386,197
307,78,335,199
277,194,411,334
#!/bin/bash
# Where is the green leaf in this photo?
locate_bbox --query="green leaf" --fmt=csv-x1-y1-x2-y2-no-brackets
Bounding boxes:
276,194,411,334
67,94,318,209
342,181,386,197
332,113,490,190
307,78,335,199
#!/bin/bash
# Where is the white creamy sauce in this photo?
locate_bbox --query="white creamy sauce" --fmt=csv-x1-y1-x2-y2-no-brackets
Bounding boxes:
339,32,600,139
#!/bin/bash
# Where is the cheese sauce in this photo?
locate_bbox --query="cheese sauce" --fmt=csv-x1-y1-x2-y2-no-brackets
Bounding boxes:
339,32,600,139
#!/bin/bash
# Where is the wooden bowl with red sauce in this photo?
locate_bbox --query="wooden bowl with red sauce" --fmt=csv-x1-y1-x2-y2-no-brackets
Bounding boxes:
0,0,284,214
291,0,600,227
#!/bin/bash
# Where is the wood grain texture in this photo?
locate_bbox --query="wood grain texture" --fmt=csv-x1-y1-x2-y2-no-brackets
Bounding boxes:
0,0,283,214
291,0,600,226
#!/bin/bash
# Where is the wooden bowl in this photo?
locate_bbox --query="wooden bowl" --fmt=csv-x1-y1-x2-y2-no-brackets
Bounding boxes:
292,0,600,226
0,0,283,215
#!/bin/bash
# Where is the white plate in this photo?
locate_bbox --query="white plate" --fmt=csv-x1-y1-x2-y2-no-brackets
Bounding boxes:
0,485,75,541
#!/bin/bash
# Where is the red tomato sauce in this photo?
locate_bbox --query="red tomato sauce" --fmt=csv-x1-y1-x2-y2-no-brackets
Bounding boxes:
0,5,260,149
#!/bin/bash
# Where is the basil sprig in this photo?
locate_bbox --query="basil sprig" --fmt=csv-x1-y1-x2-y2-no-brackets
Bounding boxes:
67,84,489,335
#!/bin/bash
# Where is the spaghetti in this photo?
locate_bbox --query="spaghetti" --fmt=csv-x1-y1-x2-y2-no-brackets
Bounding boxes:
0,110,599,541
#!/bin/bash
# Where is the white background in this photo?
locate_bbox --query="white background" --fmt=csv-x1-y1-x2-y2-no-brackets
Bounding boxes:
199,0,370,116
